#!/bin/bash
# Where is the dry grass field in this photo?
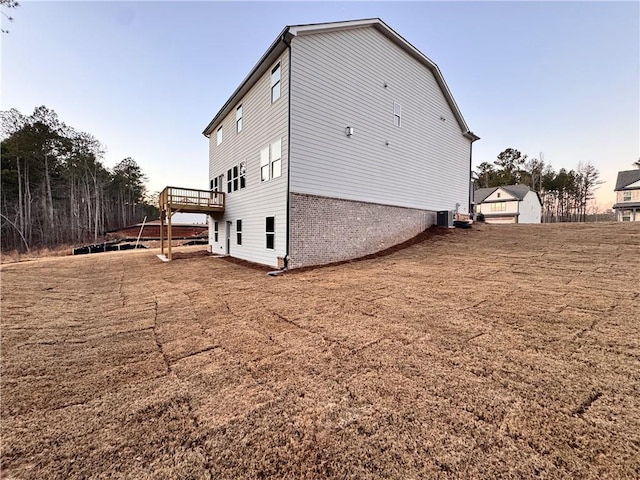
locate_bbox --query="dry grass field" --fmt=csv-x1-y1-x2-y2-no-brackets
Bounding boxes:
1,222,639,479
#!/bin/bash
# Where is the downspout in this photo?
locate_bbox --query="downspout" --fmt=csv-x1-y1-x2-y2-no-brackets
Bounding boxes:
284,32,292,270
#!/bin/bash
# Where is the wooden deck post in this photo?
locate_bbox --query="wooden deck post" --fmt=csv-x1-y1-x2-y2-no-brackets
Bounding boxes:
160,209,165,256
167,207,172,261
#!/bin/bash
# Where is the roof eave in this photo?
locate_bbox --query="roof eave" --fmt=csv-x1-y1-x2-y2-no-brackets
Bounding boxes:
202,26,291,137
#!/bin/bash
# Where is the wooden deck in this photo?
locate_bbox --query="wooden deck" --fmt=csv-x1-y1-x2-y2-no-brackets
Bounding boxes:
159,187,224,260
159,186,224,213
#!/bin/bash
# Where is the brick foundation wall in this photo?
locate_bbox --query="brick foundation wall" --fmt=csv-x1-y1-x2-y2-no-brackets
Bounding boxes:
288,193,435,269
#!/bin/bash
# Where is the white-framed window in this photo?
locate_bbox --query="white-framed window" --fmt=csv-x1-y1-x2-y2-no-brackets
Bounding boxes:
260,146,270,182
214,221,219,242
271,139,281,179
393,102,401,127
210,179,214,190
260,139,282,182
266,216,275,250
271,63,281,103
236,219,243,245
623,191,632,201
239,161,246,189
216,126,223,145
236,105,243,133
491,202,507,212
226,163,246,192
622,210,631,221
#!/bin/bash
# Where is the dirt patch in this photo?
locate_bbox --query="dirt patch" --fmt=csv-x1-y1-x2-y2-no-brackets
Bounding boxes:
2,222,639,479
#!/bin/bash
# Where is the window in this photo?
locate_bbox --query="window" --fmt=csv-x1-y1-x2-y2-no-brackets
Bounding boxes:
210,179,214,190
236,219,242,245
622,210,631,221
236,105,243,133
491,202,507,212
497,192,501,198
266,216,275,249
271,63,281,102
623,191,632,201
214,221,219,242
271,139,281,179
216,126,223,146
226,164,246,192
239,161,246,189
260,146,270,181
261,139,282,182
393,102,401,127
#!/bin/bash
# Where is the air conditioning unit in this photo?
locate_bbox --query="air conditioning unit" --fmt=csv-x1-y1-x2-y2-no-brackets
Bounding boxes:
437,210,454,228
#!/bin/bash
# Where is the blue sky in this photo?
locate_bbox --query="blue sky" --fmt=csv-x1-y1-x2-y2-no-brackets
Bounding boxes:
2,1,638,211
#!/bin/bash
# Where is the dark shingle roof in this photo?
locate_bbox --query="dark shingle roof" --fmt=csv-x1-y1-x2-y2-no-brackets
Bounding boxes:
473,187,497,204
615,170,640,191
473,184,536,203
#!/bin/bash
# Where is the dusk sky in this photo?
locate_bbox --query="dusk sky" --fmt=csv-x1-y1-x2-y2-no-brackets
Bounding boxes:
2,1,638,213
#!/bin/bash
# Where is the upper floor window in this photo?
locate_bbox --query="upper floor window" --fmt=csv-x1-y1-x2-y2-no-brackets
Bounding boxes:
236,105,243,133
216,126,223,146
393,102,401,127
260,138,282,182
226,162,246,193
623,191,632,201
271,63,281,103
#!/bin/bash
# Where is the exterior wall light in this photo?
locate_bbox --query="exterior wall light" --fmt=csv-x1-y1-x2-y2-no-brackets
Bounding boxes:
345,126,354,137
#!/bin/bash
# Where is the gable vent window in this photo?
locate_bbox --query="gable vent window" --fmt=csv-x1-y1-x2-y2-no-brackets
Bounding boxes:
265,216,275,250
393,102,401,127
271,63,281,103
236,105,243,133
216,126,223,146
497,192,501,198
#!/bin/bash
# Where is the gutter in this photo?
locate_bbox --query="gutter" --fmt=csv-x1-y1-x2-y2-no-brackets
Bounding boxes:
283,33,292,270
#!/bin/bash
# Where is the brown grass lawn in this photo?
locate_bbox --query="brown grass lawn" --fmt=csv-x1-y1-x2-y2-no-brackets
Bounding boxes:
1,222,639,479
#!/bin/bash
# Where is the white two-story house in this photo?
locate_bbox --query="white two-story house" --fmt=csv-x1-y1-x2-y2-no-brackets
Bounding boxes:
203,18,478,269
613,170,640,222
474,185,542,224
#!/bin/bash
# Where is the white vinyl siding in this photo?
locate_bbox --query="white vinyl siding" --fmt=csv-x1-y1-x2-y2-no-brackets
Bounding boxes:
208,52,289,267
289,26,472,214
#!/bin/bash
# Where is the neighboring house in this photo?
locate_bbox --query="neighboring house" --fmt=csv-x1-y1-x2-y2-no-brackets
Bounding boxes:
203,18,478,269
474,185,542,224
612,170,640,222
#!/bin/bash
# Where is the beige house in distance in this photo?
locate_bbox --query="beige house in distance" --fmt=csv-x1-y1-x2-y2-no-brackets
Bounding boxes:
202,18,478,269
613,170,640,221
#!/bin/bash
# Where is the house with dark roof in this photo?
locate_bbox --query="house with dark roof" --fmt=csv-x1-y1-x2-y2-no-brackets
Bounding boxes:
613,170,640,221
474,185,542,224
202,18,478,269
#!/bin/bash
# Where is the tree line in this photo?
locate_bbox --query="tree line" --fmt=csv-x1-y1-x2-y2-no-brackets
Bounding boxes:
1,106,158,252
475,148,602,223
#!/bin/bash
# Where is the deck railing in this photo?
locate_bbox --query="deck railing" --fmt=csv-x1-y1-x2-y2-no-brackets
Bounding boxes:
159,186,225,212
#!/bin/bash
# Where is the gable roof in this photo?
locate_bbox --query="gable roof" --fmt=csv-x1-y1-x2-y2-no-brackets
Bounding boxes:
202,18,478,142
615,170,640,190
474,184,537,203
